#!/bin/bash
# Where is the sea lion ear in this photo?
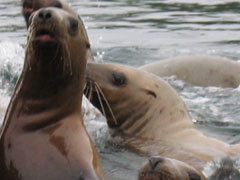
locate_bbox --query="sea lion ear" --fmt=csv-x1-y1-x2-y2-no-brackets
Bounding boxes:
86,43,90,49
141,88,157,98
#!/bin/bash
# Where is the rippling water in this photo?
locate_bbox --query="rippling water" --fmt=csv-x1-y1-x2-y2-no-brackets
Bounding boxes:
1,0,240,179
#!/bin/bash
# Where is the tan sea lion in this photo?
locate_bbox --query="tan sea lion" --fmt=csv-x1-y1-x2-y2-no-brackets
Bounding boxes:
138,156,201,180
84,62,240,179
140,55,240,88
0,7,103,179
22,0,95,62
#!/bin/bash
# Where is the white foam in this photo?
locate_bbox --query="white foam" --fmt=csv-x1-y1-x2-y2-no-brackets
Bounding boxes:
203,157,240,179
0,41,24,66
0,90,10,126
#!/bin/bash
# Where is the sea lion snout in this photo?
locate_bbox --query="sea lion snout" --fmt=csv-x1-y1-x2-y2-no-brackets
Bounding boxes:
22,0,34,27
22,0,33,13
34,8,62,26
37,9,52,22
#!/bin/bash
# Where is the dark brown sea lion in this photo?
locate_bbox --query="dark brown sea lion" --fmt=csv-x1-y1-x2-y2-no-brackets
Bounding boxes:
22,0,95,62
0,7,103,179
140,55,240,88
84,62,240,180
138,156,201,180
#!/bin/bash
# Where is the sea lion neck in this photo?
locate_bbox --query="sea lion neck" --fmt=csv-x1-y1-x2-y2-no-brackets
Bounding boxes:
12,51,86,126
22,53,84,98
1,51,86,132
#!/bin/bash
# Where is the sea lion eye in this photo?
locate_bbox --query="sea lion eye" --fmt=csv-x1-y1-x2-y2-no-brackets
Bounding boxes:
69,18,79,32
112,72,126,87
188,173,201,180
52,1,62,8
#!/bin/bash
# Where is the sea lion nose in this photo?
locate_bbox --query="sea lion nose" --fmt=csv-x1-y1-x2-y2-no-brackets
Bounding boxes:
38,9,52,22
149,156,165,170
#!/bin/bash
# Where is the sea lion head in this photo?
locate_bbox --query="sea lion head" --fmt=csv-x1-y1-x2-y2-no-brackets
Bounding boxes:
26,7,88,78
22,0,74,28
138,156,201,180
85,63,191,140
22,0,94,62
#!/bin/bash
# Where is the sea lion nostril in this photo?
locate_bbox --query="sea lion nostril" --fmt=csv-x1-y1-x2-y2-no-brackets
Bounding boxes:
78,176,85,180
149,156,165,170
46,12,51,19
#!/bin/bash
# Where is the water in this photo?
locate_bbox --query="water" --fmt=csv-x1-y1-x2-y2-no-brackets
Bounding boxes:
1,0,240,179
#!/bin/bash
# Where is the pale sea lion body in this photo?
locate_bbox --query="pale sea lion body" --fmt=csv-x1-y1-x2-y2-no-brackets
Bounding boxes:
140,55,240,88
0,7,103,179
22,0,95,62
85,63,240,179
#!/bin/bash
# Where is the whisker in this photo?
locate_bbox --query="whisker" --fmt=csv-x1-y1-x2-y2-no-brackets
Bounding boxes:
95,84,106,118
25,24,35,70
62,40,67,72
85,85,89,99
53,44,61,61
60,38,70,74
95,82,118,125
83,82,87,92
88,81,93,100
64,37,72,75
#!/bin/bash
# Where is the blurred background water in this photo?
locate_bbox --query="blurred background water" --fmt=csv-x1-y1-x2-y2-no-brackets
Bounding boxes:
0,0,240,179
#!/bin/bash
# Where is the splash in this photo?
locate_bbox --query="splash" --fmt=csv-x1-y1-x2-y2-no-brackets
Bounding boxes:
0,89,10,125
0,41,24,93
203,157,240,180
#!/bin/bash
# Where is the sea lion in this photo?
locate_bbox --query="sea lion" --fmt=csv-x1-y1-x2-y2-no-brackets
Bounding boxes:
138,156,201,180
84,62,240,179
140,55,240,88
22,0,95,62
0,7,103,179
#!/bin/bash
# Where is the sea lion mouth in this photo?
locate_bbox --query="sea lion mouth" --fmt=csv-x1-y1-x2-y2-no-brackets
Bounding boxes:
35,28,56,42
31,24,62,48
23,2,34,14
23,1,34,23
30,24,62,59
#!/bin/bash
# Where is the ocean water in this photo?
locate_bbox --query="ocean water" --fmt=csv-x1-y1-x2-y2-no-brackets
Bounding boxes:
0,0,240,179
